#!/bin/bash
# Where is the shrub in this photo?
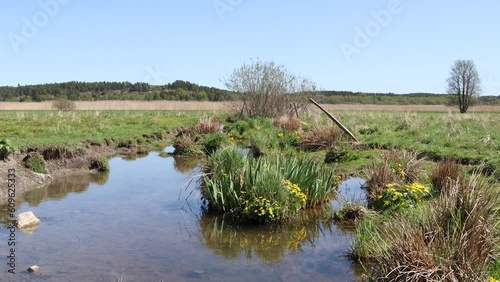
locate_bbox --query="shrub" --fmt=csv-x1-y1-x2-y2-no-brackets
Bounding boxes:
196,117,221,134
52,99,76,111
0,138,16,160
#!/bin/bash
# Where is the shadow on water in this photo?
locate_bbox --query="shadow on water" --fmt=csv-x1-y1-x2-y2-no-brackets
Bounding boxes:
0,150,368,281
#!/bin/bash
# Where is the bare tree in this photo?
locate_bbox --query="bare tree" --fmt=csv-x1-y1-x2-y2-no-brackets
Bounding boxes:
446,60,481,113
224,59,316,118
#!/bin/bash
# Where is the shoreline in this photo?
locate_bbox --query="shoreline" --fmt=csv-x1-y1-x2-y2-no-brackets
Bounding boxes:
0,138,172,205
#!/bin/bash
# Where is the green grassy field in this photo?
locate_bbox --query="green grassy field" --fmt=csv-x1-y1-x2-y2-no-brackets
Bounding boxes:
1,109,498,174
330,110,500,173
0,110,220,149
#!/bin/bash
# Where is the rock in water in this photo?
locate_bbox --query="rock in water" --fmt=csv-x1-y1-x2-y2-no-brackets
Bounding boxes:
16,211,41,232
28,265,40,273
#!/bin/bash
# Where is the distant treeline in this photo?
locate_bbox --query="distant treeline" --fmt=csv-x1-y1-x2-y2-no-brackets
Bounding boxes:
0,80,234,102
0,81,499,105
314,91,499,105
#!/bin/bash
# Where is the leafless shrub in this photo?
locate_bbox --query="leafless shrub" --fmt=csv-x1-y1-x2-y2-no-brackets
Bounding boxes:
224,59,315,118
52,99,76,111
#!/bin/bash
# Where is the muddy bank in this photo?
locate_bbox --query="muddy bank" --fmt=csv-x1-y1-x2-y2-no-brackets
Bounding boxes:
0,137,173,204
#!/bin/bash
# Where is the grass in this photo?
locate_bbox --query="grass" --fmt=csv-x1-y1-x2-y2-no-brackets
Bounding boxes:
0,110,214,149
201,147,340,222
351,172,499,281
297,110,500,176
25,153,47,174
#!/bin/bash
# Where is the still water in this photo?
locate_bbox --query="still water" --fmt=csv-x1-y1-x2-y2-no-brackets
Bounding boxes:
0,150,366,281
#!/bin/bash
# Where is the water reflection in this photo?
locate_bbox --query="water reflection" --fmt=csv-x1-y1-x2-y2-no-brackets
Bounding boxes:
0,150,367,281
173,155,202,175
21,171,110,206
199,205,337,265
0,172,109,225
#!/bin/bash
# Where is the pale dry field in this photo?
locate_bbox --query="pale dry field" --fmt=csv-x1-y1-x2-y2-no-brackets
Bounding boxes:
0,101,499,112
0,101,232,111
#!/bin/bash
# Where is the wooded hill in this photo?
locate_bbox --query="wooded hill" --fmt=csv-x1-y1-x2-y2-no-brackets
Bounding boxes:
1,81,498,105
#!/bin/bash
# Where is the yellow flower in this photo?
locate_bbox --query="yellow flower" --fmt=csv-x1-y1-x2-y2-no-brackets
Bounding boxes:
263,163,268,168
489,277,500,282
277,132,284,138
384,200,390,206
268,207,273,215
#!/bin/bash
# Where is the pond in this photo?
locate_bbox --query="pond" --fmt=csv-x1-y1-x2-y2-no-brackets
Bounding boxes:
0,149,367,281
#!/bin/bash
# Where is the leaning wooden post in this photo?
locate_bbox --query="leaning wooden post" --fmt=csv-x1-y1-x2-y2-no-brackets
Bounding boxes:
309,98,360,143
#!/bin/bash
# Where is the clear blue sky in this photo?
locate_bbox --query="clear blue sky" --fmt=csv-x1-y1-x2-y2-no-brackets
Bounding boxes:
1,0,499,95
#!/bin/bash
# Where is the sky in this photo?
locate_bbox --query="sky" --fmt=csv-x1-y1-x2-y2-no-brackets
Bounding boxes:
1,0,499,95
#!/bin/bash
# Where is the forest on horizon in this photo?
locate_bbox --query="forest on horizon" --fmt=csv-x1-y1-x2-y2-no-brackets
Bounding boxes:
1,80,499,105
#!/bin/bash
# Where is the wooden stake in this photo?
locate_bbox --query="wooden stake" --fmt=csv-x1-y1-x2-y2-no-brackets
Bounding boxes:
309,98,360,143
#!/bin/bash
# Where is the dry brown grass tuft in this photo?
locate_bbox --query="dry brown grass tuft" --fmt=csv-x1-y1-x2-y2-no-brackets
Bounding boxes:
375,173,499,281
299,126,343,151
429,159,463,193
364,163,399,199
196,117,221,134
272,116,302,131
364,149,424,199
380,149,424,183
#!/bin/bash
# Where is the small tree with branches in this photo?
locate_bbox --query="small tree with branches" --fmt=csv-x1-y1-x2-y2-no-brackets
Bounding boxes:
224,59,316,118
446,59,481,113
